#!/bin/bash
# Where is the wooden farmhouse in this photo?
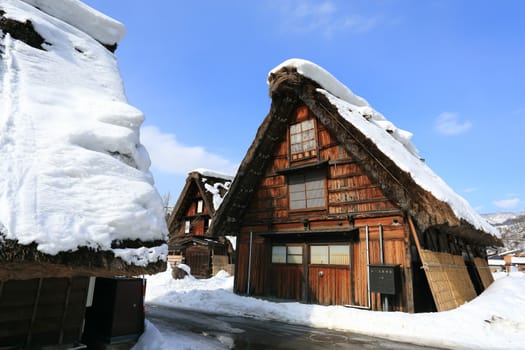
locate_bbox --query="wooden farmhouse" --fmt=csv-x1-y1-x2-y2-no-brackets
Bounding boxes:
209,59,502,313
0,1,167,348
168,169,235,278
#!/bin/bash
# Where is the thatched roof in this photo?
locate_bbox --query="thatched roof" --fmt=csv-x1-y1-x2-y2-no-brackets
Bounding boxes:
209,59,500,247
0,1,167,280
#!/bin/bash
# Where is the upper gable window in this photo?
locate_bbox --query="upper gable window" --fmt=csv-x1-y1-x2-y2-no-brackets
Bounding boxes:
196,199,204,214
290,119,317,161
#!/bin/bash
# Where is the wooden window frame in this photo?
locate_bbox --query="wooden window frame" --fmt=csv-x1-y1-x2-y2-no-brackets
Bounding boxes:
271,245,304,264
288,170,326,211
289,119,318,162
271,246,287,264
309,244,350,266
196,199,204,214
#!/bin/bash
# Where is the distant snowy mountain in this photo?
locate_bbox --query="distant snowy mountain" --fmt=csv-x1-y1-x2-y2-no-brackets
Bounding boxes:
483,212,525,252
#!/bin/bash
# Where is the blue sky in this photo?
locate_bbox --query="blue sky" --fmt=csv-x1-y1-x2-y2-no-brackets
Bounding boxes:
83,0,525,214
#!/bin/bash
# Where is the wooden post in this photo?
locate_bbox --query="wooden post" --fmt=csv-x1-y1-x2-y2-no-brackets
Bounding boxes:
404,215,415,313
26,278,43,347
247,231,253,295
58,277,73,344
408,215,424,257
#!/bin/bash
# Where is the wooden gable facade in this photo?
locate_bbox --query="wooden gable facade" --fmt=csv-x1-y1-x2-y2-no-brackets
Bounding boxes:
168,171,234,278
209,63,501,312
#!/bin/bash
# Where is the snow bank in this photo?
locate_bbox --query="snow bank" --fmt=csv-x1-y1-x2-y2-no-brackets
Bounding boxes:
270,58,497,236
144,268,525,349
0,0,167,264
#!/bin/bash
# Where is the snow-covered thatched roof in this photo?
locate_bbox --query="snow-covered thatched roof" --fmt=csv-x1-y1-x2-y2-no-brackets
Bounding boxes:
270,59,497,236
0,0,167,279
210,58,500,246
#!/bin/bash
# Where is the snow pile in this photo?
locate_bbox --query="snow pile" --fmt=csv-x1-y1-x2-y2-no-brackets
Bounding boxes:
20,0,125,45
0,0,167,264
142,268,525,349
270,58,497,236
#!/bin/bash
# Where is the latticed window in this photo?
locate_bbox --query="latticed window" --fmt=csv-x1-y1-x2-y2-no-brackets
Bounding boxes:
310,245,350,265
271,245,303,264
290,119,316,159
289,170,325,210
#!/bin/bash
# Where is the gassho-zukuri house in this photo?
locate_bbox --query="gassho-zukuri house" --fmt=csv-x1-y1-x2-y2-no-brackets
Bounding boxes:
0,0,167,347
209,58,501,313
167,169,235,278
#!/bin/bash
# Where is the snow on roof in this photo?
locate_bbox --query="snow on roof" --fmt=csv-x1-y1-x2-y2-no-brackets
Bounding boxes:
191,168,234,181
189,168,234,211
0,0,167,264
269,59,497,236
19,0,125,45
203,180,232,211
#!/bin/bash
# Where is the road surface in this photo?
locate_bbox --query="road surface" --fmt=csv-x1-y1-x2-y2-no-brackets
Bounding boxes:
146,305,443,349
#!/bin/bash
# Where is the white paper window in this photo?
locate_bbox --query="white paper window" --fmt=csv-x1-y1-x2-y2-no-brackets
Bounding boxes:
197,199,204,213
287,246,303,264
272,246,286,263
310,246,329,264
184,220,191,234
290,119,316,155
329,245,350,265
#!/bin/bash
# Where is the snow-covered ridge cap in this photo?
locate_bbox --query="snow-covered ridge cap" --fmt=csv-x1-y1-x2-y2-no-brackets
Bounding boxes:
19,0,125,45
191,168,234,181
269,58,419,157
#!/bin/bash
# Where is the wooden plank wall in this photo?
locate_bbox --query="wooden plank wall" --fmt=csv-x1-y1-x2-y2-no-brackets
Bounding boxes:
186,246,210,278
351,225,407,311
234,234,268,296
0,277,88,348
270,265,303,300
308,266,350,305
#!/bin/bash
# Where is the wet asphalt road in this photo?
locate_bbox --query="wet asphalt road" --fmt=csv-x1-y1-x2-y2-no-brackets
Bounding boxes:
146,305,444,350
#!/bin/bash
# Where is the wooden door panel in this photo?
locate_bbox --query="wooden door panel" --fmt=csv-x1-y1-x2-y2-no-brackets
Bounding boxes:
308,266,350,305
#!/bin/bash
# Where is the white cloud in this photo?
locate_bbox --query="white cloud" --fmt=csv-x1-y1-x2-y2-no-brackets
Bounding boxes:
270,0,381,37
434,112,472,135
493,198,521,209
140,125,238,176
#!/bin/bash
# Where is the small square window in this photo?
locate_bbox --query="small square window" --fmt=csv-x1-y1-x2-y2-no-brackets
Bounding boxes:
330,245,350,265
289,170,325,210
290,119,317,157
287,246,303,264
272,246,286,263
311,246,329,264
